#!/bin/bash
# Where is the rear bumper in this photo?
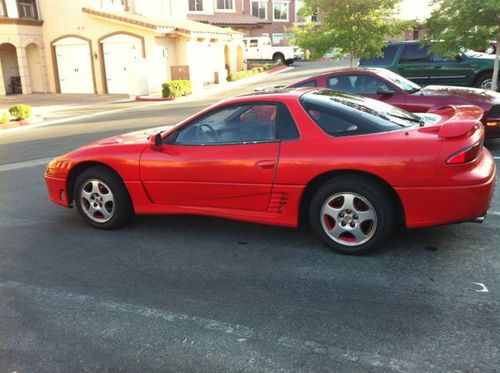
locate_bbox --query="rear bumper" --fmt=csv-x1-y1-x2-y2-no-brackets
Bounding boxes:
396,164,496,228
45,174,70,207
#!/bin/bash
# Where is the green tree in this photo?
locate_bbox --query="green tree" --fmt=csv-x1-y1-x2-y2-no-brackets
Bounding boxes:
291,0,411,67
423,0,500,91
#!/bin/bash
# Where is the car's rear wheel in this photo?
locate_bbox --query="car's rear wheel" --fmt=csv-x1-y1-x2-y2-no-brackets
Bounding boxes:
273,53,285,65
309,177,394,254
74,167,133,229
475,72,497,90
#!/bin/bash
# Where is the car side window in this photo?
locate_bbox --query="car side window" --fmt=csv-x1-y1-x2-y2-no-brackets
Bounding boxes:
348,75,391,94
399,44,429,64
430,53,448,63
359,45,398,65
174,104,277,145
249,39,258,48
327,76,356,93
296,80,317,88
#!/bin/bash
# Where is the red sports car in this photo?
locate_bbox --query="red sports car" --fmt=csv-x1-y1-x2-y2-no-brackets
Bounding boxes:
288,68,500,138
45,89,496,254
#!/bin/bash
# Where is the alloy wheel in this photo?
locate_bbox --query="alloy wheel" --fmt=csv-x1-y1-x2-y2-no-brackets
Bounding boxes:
320,192,378,247
79,179,115,223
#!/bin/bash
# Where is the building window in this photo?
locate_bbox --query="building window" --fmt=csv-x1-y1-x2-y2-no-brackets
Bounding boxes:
273,1,289,21
17,0,38,19
272,33,284,45
251,1,267,19
216,0,233,10
189,0,203,11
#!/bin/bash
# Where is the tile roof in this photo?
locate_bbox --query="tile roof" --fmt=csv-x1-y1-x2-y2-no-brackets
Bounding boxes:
82,8,242,38
188,13,271,26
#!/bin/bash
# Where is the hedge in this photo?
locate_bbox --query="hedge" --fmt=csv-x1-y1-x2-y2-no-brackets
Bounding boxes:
227,63,279,82
162,80,192,98
0,111,10,124
9,104,32,120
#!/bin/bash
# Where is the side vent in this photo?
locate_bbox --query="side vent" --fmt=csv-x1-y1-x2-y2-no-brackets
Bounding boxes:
268,192,289,214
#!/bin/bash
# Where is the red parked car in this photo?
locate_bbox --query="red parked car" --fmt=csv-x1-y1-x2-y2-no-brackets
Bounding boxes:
288,68,500,138
45,89,496,254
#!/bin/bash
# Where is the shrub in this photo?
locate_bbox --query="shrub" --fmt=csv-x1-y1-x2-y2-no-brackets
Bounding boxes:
162,80,192,98
0,111,10,124
9,104,32,120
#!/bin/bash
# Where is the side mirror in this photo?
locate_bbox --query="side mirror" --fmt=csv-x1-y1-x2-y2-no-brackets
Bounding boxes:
149,133,163,151
376,86,395,95
455,54,463,62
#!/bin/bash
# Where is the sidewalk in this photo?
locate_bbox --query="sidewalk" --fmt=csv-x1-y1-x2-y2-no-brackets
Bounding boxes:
0,93,131,130
0,65,292,133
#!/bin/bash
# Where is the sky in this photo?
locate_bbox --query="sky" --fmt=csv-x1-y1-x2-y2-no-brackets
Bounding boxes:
397,0,434,21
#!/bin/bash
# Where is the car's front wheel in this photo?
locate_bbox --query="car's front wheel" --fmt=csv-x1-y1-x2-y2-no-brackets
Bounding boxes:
74,166,133,229
309,177,394,254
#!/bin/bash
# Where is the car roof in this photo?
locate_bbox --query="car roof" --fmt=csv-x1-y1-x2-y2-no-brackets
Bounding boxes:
384,40,421,46
289,67,389,85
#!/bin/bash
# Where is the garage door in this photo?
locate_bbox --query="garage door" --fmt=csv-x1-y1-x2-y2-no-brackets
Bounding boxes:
54,37,94,94
101,34,142,94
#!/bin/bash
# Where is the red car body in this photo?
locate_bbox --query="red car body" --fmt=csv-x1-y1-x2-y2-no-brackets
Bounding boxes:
45,89,496,253
288,68,500,138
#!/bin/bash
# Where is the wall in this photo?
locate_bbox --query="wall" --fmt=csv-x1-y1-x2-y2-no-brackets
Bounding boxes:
39,0,161,94
0,22,48,94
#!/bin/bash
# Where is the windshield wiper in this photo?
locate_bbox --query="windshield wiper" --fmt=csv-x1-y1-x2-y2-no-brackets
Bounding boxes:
390,114,425,126
407,87,421,94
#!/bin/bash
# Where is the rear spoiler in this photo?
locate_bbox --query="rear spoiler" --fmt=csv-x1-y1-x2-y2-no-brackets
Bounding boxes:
429,105,484,139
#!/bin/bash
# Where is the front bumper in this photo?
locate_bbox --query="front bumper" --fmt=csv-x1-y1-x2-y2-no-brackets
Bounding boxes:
45,174,70,208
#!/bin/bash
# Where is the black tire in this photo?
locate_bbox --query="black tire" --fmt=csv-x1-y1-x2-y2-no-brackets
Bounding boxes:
309,176,394,255
74,166,133,229
474,72,496,90
273,53,285,65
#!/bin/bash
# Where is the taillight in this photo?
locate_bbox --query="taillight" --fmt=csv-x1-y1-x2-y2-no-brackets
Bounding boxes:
445,142,482,164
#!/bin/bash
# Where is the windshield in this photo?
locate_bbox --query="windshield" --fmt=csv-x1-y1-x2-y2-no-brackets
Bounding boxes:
371,68,421,93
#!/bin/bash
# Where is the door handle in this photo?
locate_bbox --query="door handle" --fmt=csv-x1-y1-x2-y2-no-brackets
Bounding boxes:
433,66,442,69
255,160,275,170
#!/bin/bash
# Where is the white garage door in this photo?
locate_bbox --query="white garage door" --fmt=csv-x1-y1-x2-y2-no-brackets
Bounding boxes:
54,38,94,94
101,34,142,94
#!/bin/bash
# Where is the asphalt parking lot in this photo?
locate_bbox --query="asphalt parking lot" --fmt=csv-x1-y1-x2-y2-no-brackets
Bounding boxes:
0,62,499,372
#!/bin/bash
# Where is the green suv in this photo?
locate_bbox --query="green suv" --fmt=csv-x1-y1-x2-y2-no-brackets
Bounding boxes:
359,41,498,90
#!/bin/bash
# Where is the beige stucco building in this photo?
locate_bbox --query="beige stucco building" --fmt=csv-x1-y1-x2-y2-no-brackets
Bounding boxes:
0,0,246,96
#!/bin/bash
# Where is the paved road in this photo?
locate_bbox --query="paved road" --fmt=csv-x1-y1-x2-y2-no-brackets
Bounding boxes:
0,61,499,372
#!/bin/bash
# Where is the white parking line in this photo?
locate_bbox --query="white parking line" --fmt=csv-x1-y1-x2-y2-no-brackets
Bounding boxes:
493,156,500,160
488,211,500,217
0,157,53,172
0,280,435,371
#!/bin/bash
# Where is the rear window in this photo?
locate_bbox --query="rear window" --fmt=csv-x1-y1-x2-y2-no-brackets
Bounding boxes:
359,45,398,66
300,90,421,137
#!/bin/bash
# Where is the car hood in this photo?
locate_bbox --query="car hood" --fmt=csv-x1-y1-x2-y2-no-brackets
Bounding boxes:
94,127,168,146
416,85,500,105
464,52,497,62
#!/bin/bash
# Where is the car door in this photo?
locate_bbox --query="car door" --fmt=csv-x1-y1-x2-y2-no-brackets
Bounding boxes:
394,43,431,86
426,53,475,86
140,103,280,211
245,38,261,60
